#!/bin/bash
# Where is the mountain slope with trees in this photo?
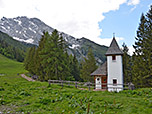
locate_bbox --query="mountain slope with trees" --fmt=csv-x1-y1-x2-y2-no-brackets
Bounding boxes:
0,16,108,64
0,31,34,62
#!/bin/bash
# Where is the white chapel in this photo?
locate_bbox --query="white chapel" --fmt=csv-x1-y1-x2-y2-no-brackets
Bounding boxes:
91,36,123,92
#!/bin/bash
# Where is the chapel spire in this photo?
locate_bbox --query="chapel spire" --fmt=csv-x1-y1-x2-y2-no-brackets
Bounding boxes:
105,34,123,56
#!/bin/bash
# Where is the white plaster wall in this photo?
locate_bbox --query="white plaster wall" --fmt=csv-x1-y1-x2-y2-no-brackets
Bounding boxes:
107,55,123,92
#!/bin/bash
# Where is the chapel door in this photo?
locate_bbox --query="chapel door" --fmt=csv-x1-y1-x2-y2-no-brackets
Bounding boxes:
102,76,107,89
96,76,101,89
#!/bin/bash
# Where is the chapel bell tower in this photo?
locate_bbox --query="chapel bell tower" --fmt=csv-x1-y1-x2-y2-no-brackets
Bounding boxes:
105,36,123,92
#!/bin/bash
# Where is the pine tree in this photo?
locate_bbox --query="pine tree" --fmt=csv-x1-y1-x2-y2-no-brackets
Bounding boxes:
80,48,97,82
24,48,31,71
132,14,147,87
63,52,74,80
132,5,152,87
69,54,81,81
34,32,47,81
24,46,36,74
39,30,71,80
122,43,132,84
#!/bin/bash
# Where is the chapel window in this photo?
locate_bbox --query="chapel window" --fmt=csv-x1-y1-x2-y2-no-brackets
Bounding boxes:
112,55,116,61
113,79,117,86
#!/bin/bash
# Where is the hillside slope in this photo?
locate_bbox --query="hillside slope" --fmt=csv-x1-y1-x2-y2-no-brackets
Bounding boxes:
0,54,26,75
0,31,35,61
0,54,152,113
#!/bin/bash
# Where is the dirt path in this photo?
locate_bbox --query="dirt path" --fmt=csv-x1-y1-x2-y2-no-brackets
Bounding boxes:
21,74,35,82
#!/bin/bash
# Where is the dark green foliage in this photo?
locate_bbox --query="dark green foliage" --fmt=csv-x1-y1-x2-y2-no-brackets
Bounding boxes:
132,5,152,87
80,48,98,82
24,30,78,81
39,30,71,80
69,54,81,81
0,31,35,62
24,47,36,74
122,43,132,84
34,32,47,81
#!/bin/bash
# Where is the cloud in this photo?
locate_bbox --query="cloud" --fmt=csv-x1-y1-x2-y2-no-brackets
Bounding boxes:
0,0,4,8
130,6,137,12
0,0,139,46
128,46,134,55
93,36,124,47
127,0,140,5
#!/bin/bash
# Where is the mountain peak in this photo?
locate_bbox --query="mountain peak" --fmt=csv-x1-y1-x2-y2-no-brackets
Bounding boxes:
0,16,107,64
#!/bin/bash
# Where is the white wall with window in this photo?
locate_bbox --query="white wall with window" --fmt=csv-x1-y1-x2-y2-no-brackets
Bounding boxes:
107,55,123,92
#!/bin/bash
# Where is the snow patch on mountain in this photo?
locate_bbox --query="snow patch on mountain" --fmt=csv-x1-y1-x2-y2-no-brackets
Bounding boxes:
14,19,22,25
70,44,80,49
13,37,34,44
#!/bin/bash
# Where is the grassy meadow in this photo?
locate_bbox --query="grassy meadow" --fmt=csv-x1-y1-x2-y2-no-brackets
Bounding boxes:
0,54,152,113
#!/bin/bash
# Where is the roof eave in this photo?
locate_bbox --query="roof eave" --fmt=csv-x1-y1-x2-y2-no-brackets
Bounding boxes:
105,53,123,56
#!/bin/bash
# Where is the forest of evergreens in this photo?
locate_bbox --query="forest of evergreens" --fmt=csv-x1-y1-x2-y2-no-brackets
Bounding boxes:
24,30,97,82
122,5,152,88
0,31,34,62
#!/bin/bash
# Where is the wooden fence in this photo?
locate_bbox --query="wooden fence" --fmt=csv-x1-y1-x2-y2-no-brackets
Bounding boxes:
48,80,135,91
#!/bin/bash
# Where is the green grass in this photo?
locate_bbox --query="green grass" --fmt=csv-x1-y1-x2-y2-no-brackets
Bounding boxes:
0,54,26,75
0,54,152,113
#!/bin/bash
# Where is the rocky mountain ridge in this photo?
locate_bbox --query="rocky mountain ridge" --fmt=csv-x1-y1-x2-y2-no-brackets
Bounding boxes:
0,16,108,64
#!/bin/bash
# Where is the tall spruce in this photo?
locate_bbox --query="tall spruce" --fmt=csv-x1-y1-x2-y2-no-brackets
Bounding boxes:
69,54,81,81
35,32,47,81
24,46,36,74
39,30,71,80
80,48,97,82
122,43,132,84
132,5,152,87
145,5,152,87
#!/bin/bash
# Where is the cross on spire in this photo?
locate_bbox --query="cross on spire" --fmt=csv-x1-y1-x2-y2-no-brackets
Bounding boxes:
113,33,115,38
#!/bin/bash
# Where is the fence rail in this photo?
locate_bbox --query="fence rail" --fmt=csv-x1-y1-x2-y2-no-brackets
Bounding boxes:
48,80,135,91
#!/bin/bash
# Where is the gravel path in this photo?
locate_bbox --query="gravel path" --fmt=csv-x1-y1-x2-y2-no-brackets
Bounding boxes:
21,74,35,82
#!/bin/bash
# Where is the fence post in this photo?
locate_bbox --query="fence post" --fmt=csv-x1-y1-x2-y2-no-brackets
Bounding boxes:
88,82,90,91
68,82,70,86
61,80,63,88
75,82,77,88
49,80,51,86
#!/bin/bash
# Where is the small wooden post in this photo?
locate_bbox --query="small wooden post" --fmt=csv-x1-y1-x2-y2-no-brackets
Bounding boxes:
49,80,51,86
68,81,70,86
75,82,77,88
61,80,63,88
88,82,90,91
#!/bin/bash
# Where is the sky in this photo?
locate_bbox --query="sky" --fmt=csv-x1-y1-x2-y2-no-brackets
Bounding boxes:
0,0,152,54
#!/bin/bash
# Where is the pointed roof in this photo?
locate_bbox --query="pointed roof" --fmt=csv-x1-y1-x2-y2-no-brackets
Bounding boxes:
105,37,123,56
91,62,107,76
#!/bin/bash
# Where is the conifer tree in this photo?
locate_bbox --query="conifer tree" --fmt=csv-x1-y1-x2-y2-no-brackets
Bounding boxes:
132,5,152,87
24,46,36,74
132,14,147,87
39,30,71,80
122,43,132,84
34,32,47,81
80,48,97,82
69,54,81,81
24,48,31,71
